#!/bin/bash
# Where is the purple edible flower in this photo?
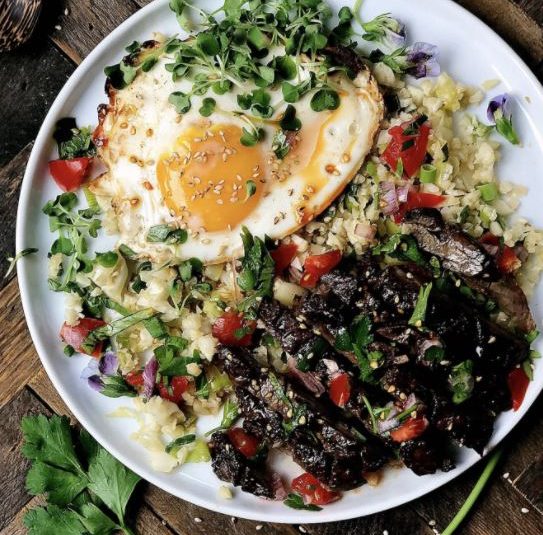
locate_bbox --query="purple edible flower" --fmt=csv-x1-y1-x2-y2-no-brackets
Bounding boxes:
487,93,520,145
88,375,104,392
99,350,119,376
406,42,440,79
142,356,158,400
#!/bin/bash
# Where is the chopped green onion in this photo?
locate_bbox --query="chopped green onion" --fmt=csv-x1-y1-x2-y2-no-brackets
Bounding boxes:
143,316,169,339
361,394,378,434
420,163,437,184
185,439,211,463
478,183,499,202
118,244,137,259
408,282,433,327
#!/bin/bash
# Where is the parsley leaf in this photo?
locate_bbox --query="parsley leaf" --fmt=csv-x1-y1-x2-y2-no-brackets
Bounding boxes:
237,227,275,315
87,447,140,529
21,415,140,535
24,505,85,535
283,493,322,511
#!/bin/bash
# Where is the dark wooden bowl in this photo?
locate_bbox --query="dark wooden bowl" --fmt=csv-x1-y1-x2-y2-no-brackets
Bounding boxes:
0,0,42,52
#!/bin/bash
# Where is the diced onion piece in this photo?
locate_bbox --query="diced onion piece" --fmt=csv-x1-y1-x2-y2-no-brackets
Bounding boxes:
273,279,305,308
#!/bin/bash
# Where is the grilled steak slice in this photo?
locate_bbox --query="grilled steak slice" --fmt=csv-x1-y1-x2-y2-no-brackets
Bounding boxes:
209,431,280,499
374,265,530,371
237,387,286,447
399,432,455,475
405,208,535,333
217,346,388,489
463,275,536,333
404,208,499,279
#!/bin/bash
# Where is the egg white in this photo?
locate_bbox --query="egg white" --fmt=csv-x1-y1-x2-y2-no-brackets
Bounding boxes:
90,43,383,263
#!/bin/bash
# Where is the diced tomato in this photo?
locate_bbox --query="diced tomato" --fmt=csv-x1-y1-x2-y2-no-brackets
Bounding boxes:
507,367,530,411
125,371,144,387
394,190,446,223
329,373,351,407
271,243,298,275
291,473,340,506
158,376,190,405
227,427,260,458
389,416,429,443
300,250,342,288
60,317,106,357
497,245,521,274
49,157,93,192
480,233,521,274
382,119,431,178
212,311,256,346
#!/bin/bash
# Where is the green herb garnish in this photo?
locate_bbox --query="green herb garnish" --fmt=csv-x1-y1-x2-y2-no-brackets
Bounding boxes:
165,434,196,455
22,415,140,535
283,493,322,511
4,247,38,279
408,282,433,327
449,360,474,404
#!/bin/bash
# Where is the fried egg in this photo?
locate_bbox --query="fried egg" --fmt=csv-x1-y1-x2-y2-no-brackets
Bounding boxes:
91,44,383,264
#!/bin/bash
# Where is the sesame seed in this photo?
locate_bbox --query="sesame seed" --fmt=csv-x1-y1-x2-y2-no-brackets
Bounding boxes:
130,126,136,135
120,122,128,129
521,508,529,514
146,128,153,136
342,153,351,163
502,472,510,479
54,24,62,30
194,517,202,523
299,527,307,534
256,525,263,531
429,520,436,526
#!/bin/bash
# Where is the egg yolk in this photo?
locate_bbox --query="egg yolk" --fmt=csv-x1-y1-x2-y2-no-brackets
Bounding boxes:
157,124,266,232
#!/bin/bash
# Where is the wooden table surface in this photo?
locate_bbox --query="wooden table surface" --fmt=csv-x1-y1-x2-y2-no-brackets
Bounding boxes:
1,1,543,534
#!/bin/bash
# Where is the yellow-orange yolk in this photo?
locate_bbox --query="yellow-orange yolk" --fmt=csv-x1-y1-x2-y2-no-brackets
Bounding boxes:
157,124,266,232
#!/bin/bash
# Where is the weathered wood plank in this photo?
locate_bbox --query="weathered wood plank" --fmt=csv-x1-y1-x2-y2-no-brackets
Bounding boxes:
0,389,50,530
0,144,33,290
49,0,141,62
303,507,432,535
515,457,543,515
0,277,40,409
0,40,73,168
456,0,543,66
27,368,75,422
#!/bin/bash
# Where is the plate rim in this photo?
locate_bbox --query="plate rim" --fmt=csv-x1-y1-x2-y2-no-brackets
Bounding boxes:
15,0,543,523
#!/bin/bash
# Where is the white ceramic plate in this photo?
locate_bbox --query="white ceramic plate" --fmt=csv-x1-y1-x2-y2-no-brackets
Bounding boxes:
16,0,543,523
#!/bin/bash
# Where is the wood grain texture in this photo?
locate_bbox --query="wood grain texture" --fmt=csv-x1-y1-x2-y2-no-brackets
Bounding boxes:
48,0,141,62
0,277,40,409
0,389,50,531
0,143,32,291
515,457,543,515
457,0,543,66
